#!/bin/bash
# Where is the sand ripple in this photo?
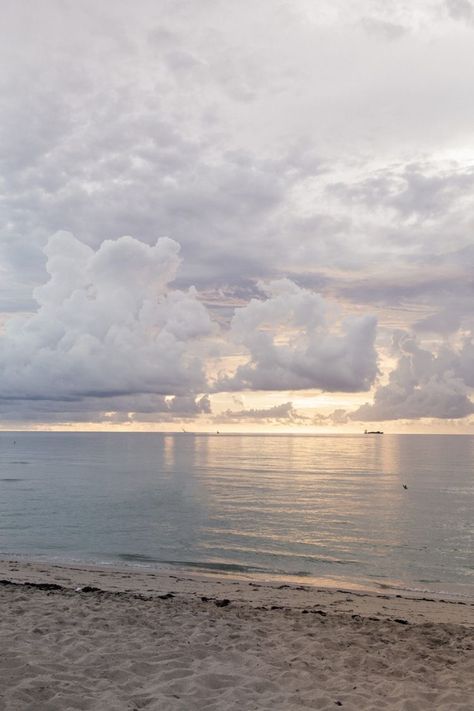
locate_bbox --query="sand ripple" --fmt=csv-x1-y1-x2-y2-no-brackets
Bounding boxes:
1,584,473,710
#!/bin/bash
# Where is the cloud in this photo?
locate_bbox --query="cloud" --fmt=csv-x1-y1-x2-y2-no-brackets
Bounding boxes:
0,393,211,426
3,1,474,316
0,232,382,425
0,233,214,412
111,394,212,424
217,401,306,423
326,161,474,240
446,0,474,23
360,18,408,40
413,309,463,336
350,332,474,420
312,408,349,426
216,279,378,393
1,1,474,428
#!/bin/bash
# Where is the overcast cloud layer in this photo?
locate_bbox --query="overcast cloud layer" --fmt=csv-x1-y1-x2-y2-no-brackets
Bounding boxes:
1,0,473,429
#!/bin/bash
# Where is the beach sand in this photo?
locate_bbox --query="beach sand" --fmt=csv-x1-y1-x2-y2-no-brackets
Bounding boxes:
0,560,473,710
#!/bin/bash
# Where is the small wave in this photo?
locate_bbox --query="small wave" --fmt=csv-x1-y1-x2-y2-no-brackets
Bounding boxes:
199,543,360,567
169,560,278,575
174,560,318,577
118,553,159,564
375,580,472,600
0,478,23,482
116,554,313,578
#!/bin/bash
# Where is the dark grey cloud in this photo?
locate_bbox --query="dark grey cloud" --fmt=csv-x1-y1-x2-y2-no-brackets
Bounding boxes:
0,393,211,427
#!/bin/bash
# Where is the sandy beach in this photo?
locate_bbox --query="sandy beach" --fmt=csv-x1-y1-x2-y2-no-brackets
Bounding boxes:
0,560,473,710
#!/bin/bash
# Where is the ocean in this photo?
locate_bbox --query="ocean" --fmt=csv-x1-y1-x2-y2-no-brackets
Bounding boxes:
0,432,472,597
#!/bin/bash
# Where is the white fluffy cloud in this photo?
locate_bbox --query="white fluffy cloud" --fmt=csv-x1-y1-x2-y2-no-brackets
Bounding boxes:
217,279,378,393
0,233,214,408
0,234,384,425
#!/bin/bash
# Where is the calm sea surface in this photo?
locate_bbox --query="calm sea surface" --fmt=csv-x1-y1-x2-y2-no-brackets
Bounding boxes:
0,432,473,596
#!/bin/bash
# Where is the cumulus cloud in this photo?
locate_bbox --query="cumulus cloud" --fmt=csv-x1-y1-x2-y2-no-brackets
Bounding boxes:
350,332,474,421
217,402,306,423
216,279,378,393
0,233,214,411
0,232,383,425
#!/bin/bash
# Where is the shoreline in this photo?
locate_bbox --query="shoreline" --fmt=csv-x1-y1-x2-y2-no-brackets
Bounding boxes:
1,557,473,626
2,551,474,601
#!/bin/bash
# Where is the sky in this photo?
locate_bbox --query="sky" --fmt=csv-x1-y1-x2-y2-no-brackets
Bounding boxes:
1,0,474,432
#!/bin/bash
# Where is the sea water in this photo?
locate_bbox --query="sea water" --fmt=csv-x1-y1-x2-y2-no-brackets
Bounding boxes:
0,432,473,596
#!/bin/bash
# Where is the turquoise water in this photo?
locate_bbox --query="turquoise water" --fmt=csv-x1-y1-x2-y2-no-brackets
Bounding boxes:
0,432,473,596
